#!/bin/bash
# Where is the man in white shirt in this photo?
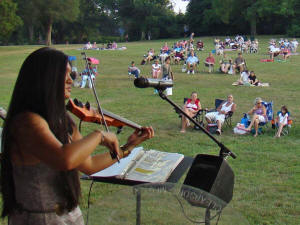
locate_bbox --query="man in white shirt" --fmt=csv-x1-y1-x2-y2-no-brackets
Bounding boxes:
186,51,199,74
269,44,280,60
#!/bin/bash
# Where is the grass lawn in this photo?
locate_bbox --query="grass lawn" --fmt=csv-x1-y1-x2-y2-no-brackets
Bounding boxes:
0,36,299,225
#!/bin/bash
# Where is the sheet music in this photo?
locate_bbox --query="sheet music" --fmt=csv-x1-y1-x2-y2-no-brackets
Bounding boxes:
90,147,184,183
90,147,144,177
125,149,184,182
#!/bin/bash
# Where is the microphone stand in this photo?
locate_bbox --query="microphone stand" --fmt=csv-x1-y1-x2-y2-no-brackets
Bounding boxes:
157,89,236,159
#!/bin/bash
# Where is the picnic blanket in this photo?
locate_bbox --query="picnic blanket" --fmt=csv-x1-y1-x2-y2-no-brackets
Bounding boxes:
232,82,270,87
260,59,274,62
280,52,299,56
224,48,237,51
76,47,127,51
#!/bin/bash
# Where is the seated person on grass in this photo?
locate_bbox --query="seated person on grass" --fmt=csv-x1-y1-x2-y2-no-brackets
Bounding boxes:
274,105,289,138
233,52,246,74
238,70,250,85
111,41,118,49
84,41,92,50
142,48,155,64
281,46,291,61
219,53,232,74
128,61,140,78
249,71,259,86
186,51,199,74
180,92,202,133
291,39,299,52
204,53,215,73
161,42,169,54
196,40,204,51
174,50,185,64
269,44,281,60
205,95,236,135
152,59,161,79
246,97,267,137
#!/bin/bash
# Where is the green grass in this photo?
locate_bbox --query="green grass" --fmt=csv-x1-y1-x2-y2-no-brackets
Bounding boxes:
0,36,299,224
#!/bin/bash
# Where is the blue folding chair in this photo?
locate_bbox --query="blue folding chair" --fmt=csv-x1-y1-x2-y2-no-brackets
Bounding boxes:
259,101,273,127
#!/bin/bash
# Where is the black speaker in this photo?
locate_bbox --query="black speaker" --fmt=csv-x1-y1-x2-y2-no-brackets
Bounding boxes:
183,154,234,204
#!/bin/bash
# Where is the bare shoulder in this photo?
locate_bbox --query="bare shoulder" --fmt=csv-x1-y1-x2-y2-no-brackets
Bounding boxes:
12,112,49,135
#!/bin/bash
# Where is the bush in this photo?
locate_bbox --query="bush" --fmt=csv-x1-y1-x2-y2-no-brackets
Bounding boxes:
287,24,300,37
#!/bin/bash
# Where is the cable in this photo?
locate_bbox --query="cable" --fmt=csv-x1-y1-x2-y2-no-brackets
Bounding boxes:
85,180,95,225
173,194,223,224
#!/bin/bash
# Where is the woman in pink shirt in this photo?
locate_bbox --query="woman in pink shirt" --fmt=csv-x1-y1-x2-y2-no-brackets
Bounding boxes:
180,92,202,133
204,53,215,73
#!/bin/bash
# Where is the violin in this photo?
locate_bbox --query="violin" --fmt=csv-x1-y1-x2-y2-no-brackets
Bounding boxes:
66,98,142,134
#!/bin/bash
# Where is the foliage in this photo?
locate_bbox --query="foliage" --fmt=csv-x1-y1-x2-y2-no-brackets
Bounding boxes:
0,0,22,44
2,0,300,44
32,0,80,45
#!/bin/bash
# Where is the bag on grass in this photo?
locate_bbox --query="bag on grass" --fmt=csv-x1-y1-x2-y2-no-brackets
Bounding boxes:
233,123,248,135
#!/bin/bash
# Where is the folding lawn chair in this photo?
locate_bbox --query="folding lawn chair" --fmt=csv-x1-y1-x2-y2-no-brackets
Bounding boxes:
271,111,292,136
259,101,273,128
211,99,234,128
174,98,205,129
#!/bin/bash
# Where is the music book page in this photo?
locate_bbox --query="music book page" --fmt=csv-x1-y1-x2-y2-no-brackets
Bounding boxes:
90,147,184,183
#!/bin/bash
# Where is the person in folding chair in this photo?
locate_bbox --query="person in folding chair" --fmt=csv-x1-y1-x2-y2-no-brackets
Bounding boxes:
205,95,236,135
180,92,202,133
274,105,290,138
246,97,268,137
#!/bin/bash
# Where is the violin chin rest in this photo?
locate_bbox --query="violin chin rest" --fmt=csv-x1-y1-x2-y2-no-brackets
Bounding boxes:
117,126,123,134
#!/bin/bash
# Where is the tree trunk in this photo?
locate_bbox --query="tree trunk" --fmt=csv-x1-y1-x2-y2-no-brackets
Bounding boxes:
45,18,52,46
250,15,256,36
28,25,34,44
140,31,145,40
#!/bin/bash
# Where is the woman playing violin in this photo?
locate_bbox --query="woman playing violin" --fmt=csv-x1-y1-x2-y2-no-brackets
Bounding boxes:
1,47,154,225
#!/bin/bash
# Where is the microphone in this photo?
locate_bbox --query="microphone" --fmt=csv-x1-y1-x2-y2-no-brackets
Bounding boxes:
134,77,173,90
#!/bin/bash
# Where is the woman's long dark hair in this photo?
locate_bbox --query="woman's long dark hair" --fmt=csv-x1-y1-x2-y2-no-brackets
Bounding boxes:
1,47,81,217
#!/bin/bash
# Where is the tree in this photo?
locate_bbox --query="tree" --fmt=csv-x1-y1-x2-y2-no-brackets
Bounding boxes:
117,0,176,40
33,0,80,45
212,0,291,36
15,0,40,43
0,0,22,44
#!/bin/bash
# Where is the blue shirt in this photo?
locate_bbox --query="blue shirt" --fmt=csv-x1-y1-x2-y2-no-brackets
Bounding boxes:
186,56,199,64
82,67,97,76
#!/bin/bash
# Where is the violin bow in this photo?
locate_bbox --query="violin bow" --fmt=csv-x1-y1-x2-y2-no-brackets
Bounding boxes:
81,52,109,132
81,52,119,161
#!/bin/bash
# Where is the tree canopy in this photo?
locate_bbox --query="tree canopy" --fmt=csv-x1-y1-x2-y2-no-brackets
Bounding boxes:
0,0,22,44
2,0,300,45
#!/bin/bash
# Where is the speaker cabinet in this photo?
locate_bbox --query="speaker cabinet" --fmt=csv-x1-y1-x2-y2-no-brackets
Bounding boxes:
183,154,234,204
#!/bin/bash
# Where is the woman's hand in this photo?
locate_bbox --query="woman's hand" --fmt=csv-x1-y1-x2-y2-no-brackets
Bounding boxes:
122,127,154,154
100,131,122,159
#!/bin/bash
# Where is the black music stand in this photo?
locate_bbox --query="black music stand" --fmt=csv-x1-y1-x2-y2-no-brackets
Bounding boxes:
82,156,194,225
81,156,194,185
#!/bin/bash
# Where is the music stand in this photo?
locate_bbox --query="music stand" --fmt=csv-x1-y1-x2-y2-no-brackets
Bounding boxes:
83,182,249,225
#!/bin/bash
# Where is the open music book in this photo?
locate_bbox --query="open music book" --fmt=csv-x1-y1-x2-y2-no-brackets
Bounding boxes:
90,147,184,183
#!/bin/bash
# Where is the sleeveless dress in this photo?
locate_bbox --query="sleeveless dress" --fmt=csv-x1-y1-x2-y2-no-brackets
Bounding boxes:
254,107,268,122
9,163,84,225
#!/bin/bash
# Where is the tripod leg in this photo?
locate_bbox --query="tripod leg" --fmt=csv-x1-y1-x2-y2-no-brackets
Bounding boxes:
136,189,141,225
205,208,210,225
